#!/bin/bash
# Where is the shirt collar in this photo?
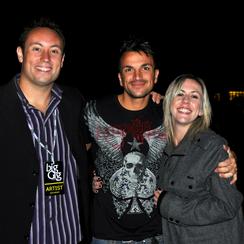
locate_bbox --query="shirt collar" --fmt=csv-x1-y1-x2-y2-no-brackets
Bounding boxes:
14,74,63,110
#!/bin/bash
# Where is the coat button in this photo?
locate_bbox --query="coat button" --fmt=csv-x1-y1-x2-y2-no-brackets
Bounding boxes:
29,202,35,208
32,170,39,176
24,234,29,241
169,217,174,222
170,181,174,185
188,185,193,189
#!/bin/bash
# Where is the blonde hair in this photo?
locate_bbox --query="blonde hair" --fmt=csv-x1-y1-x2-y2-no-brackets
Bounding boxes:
163,74,212,143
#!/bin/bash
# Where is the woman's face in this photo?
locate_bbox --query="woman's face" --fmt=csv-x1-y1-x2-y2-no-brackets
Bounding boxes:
170,78,203,130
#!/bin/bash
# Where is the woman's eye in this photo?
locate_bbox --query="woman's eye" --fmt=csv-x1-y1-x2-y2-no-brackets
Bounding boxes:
191,95,199,99
177,92,184,97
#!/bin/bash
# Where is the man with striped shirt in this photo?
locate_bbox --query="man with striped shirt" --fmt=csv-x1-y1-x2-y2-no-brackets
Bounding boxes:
0,18,90,243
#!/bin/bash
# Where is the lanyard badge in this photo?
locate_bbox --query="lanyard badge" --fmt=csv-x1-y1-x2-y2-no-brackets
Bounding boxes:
44,161,64,196
27,110,65,195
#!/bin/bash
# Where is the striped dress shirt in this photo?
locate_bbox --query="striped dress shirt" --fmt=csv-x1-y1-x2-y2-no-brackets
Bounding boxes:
16,81,82,244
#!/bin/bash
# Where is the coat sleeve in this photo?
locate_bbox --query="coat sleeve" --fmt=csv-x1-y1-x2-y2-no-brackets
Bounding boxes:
159,143,243,226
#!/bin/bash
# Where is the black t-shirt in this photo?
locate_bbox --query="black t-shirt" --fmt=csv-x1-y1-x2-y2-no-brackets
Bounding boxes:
84,96,167,241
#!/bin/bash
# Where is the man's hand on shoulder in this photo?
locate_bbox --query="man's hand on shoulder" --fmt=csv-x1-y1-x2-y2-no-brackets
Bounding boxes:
150,91,164,104
215,145,238,184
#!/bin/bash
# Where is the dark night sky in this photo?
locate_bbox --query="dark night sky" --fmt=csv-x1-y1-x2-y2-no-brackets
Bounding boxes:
2,3,244,97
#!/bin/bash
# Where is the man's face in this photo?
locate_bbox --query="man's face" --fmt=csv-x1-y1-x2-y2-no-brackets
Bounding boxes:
118,51,159,99
17,27,64,88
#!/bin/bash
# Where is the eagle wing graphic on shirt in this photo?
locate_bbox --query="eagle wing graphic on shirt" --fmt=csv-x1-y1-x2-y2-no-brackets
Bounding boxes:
85,100,126,162
143,125,167,168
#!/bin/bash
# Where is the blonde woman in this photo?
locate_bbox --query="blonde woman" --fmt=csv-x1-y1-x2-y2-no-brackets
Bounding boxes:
157,74,243,243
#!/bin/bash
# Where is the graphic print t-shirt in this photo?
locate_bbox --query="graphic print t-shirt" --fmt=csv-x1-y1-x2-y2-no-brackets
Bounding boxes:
84,96,167,241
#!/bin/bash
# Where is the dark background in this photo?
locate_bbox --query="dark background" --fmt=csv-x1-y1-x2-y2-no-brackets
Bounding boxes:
1,3,243,194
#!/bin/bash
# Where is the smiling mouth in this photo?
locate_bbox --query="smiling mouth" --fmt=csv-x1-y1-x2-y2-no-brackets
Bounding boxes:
130,80,146,86
36,66,52,72
178,108,191,114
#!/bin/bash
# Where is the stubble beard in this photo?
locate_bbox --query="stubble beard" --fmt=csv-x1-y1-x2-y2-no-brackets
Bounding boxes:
124,87,153,99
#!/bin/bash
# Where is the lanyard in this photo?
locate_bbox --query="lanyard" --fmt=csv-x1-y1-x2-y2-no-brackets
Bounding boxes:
27,110,57,163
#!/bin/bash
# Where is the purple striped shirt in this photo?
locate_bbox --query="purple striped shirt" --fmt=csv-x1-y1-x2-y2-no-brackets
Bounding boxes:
16,81,82,244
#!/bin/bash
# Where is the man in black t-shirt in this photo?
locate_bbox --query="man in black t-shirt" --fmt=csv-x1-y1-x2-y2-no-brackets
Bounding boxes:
85,38,165,243
84,38,237,244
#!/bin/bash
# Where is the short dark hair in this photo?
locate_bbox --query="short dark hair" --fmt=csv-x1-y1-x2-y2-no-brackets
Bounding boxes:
18,17,65,53
118,36,157,70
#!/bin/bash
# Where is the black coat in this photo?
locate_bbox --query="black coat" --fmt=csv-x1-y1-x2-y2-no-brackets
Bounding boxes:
0,78,91,244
